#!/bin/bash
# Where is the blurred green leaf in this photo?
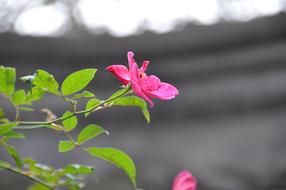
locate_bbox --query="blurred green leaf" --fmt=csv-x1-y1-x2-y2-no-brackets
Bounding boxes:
32,70,59,94
62,111,77,132
11,89,26,106
3,131,25,139
72,91,95,99
0,160,11,170
0,66,16,96
77,124,108,144
84,98,101,117
0,107,4,118
0,122,17,136
64,164,94,175
6,145,23,168
18,106,34,112
27,183,50,190
88,147,136,187
113,96,150,123
61,69,97,95
58,140,75,153
26,86,46,103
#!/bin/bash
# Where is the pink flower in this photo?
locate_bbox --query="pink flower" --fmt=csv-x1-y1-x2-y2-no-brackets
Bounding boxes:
172,170,197,190
106,51,179,107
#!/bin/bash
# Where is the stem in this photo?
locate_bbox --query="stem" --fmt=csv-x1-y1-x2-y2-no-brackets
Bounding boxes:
3,166,54,190
59,92,77,112
15,107,20,121
16,87,131,128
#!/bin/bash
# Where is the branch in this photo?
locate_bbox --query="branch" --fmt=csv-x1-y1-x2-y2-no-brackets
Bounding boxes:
15,86,131,129
3,166,54,190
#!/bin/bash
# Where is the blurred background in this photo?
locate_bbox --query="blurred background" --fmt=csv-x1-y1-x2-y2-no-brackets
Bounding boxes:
1,0,286,189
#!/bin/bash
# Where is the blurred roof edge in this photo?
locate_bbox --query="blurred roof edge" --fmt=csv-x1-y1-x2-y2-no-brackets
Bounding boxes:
0,13,286,59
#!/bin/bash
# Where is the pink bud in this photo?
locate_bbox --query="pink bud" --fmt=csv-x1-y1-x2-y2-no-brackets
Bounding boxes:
172,170,197,190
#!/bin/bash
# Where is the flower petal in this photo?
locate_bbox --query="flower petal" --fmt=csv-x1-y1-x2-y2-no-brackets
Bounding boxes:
106,65,130,85
127,51,136,70
146,81,179,100
140,75,161,91
139,60,150,73
131,80,154,108
130,62,154,107
172,170,197,190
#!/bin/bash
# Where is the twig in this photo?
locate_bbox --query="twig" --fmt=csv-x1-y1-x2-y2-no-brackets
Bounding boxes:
15,87,131,129
3,166,55,190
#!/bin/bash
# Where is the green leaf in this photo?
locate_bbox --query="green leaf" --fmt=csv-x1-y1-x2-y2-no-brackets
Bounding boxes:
84,98,101,117
0,122,17,136
18,106,34,112
62,111,78,132
28,183,50,190
6,145,23,168
26,86,46,102
88,147,136,187
77,124,108,144
108,88,129,99
3,131,25,139
32,70,59,94
0,107,4,118
113,96,150,123
58,140,75,153
0,66,16,96
64,164,94,174
61,69,97,95
72,91,95,99
0,160,11,169
11,89,26,106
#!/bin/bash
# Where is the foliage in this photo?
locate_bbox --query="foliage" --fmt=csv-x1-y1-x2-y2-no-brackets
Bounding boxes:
0,66,152,190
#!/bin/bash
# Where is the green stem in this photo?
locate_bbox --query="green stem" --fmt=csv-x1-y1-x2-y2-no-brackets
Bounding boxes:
15,87,131,129
3,166,54,190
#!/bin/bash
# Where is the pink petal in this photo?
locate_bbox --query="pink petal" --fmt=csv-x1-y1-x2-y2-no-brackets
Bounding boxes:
130,62,154,107
139,60,150,73
140,75,161,91
172,170,197,190
131,80,154,108
106,65,130,85
127,51,136,70
146,81,179,100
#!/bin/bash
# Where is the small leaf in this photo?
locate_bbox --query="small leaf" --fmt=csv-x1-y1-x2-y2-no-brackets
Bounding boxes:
0,160,11,169
58,140,75,152
88,147,137,187
32,70,59,94
113,96,150,123
26,86,46,103
0,107,4,118
62,111,77,132
108,88,129,99
64,164,94,174
0,122,17,136
6,145,23,168
11,89,26,106
28,183,51,190
61,69,97,95
84,98,101,117
72,91,95,99
3,131,25,139
77,124,108,144
0,66,16,96
20,75,35,83
18,106,34,112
